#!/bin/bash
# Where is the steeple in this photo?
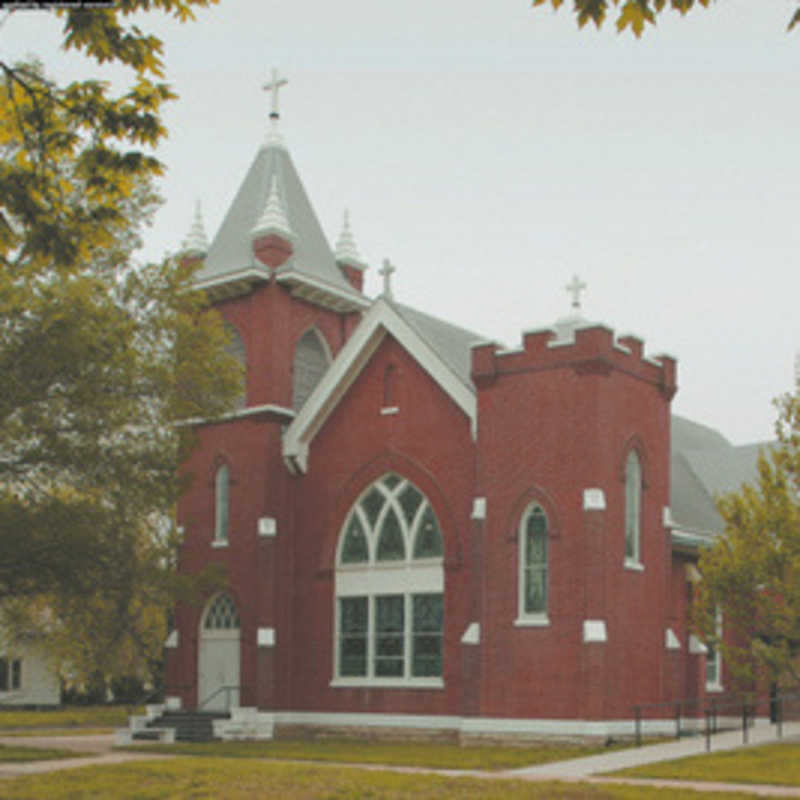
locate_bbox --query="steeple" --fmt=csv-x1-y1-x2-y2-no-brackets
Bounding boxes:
335,209,368,291
552,274,589,343
180,200,209,262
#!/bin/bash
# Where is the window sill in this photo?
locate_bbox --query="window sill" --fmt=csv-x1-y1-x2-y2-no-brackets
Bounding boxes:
624,559,644,572
706,682,724,693
514,615,550,628
330,677,444,690
380,406,399,416
211,540,229,549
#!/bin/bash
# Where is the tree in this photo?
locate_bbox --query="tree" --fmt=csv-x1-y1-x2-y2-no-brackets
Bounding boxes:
532,1,800,37
694,387,800,690
0,2,238,690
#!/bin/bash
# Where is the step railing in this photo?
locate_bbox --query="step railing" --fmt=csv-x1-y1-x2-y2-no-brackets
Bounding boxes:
198,684,240,712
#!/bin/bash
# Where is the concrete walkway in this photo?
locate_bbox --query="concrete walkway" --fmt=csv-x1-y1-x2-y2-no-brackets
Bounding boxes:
0,722,797,797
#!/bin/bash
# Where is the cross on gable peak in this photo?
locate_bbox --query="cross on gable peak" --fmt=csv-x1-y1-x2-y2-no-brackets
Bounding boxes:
379,258,396,299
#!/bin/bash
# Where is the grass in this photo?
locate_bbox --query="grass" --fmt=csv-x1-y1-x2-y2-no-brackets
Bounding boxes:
610,741,800,787
0,758,773,799
0,706,142,731
0,743,78,762
123,736,626,771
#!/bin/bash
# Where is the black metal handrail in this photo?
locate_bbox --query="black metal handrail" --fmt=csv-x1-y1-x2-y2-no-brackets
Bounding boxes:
197,684,239,711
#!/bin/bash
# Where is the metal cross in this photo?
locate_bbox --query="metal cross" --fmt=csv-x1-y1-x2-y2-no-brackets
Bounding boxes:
379,258,396,299
262,68,288,119
566,274,587,311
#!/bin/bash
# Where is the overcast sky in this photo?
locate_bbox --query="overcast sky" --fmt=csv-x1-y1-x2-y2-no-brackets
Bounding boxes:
4,0,799,445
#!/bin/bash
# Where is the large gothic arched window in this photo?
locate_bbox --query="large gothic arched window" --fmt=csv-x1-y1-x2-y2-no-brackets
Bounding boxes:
292,329,330,411
517,503,549,624
335,474,444,687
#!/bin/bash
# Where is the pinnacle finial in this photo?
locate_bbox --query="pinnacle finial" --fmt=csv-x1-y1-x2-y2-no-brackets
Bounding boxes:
379,258,396,299
251,174,294,242
335,209,367,270
181,199,208,257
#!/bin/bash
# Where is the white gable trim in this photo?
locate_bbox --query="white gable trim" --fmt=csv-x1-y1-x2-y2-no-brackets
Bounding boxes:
283,298,477,474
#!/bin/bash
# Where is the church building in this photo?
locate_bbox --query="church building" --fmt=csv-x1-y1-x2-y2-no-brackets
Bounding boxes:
165,73,757,739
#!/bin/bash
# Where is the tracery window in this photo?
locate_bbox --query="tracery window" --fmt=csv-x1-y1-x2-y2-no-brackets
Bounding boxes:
203,593,240,630
624,450,642,566
517,503,549,624
293,329,330,411
214,464,229,544
335,474,444,686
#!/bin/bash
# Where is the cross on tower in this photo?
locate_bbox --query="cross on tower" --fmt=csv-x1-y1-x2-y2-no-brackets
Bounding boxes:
379,258,396,299
262,68,288,120
566,274,587,311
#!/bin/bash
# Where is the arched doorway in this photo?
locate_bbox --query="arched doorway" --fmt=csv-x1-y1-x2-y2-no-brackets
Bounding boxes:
198,593,241,710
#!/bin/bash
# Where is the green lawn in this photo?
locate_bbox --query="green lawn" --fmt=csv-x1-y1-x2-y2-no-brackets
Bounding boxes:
610,741,800,787
0,743,78,762
0,706,142,731
124,736,626,771
0,758,773,799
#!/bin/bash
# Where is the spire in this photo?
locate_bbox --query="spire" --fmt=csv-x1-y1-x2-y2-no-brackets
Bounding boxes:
251,174,294,243
335,210,367,271
181,199,208,258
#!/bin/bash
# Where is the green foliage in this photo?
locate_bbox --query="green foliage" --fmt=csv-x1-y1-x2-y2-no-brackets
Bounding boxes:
532,0,800,36
0,744,76,762
0,705,142,729
0,1,234,690
694,387,800,688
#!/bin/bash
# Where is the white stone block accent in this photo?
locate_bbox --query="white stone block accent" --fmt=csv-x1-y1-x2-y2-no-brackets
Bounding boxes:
258,517,277,537
665,628,681,650
471,498,487,520
662,506,674,527
689,634,708,654
165,695,182,711
582,620,607,643
461,622,480,645
164,630,179,649
583,488,606,511
258,627,276,647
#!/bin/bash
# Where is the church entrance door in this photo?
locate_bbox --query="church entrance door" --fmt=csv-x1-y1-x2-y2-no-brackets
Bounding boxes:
198,594,241,711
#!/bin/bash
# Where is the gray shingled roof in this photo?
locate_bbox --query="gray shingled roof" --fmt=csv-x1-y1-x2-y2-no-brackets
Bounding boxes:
670,415,771,535
196,141,360,296
391,301,486,389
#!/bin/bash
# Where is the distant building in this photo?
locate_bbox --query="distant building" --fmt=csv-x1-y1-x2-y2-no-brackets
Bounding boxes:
165,76,764,739
0,630,59,707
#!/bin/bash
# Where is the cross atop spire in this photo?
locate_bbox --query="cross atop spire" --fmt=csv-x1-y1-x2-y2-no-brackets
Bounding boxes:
379,258,396,299
566,274,587,312
263,68,288,120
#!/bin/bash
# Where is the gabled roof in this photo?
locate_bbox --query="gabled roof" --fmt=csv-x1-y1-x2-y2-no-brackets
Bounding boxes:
283,297,480,473
194,132,364,306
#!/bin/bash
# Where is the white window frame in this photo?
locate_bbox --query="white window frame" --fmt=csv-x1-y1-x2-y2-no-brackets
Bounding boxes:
332,475,444,688
706,608,723,692
624,450,643,569
214,464,229,545
515,503,550,627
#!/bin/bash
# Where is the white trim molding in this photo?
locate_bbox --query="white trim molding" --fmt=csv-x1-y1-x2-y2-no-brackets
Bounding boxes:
164,630,179,649
461,622,481,645
258,517,277,537
689,634,708,655
257,627,276,647
283,298,477,473
471,498,487,520
665,628,681,650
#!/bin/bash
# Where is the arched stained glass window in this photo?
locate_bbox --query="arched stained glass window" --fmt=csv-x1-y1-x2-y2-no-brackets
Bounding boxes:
292,329,330,411
335,474,444,685
203,593,240,630
214,464,229,544
625,450,642,565
517,503,549,623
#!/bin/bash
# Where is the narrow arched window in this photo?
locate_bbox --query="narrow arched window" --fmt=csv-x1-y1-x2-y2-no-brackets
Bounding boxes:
335,474,444,685
383,364,397,408
224,323,246,410
625,450,642,565
518,504,548,623
293,329,330,411
214,464,229,544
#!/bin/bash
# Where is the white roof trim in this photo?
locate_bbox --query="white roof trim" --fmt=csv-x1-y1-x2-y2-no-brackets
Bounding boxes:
275,268,371,311
283,298,477,473
176,403,295,428
193,266,270,294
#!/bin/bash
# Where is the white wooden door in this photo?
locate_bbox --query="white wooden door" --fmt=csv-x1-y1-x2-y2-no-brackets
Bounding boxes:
198,594,241,711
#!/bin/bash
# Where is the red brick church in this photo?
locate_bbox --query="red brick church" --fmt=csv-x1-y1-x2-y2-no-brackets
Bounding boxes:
164,74,758,739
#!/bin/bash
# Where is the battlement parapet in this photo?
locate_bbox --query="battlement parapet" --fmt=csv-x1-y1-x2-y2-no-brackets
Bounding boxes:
471,323,677,398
